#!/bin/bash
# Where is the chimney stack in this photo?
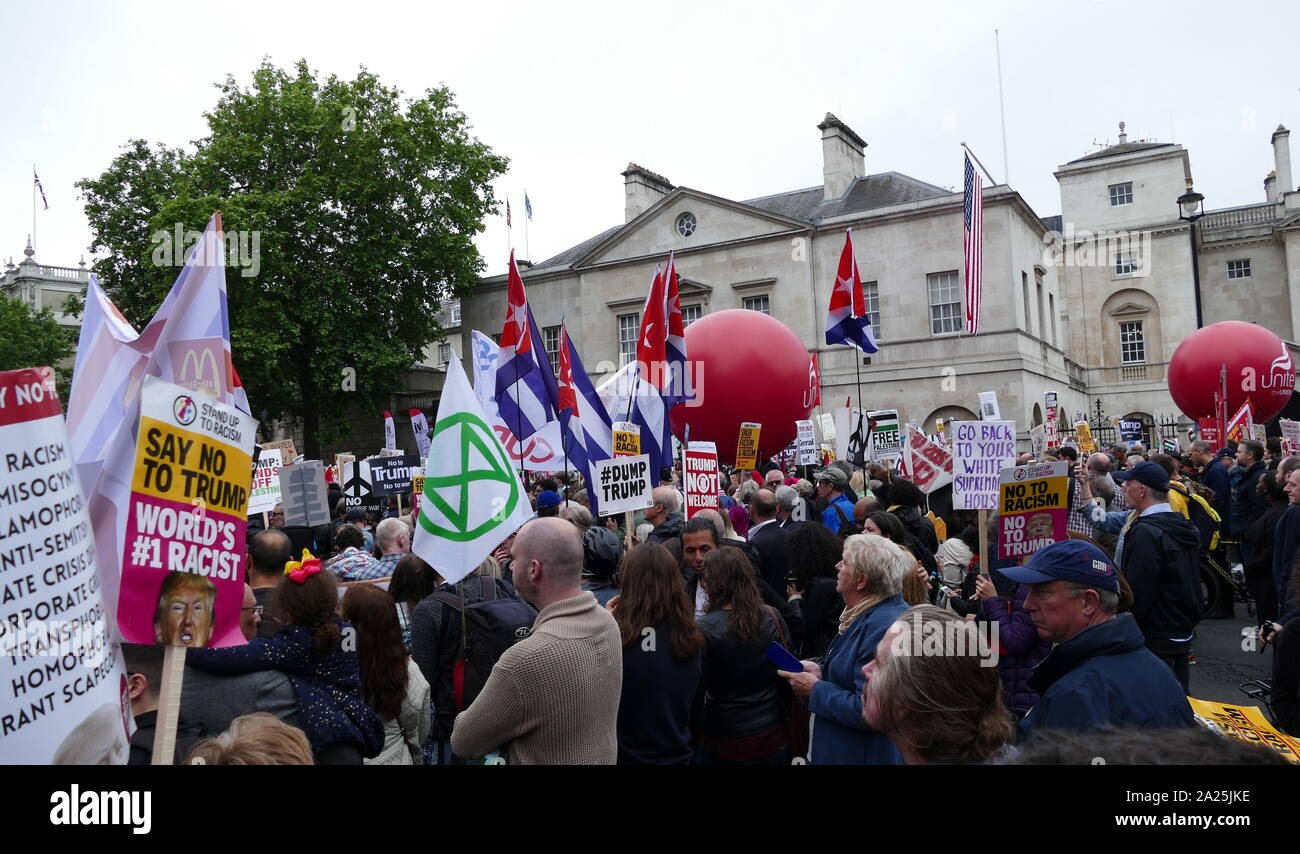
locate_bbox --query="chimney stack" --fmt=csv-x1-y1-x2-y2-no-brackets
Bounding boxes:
1265,170,1278,203
1273,125,1293,199
622,163,673,223
818,113,867,201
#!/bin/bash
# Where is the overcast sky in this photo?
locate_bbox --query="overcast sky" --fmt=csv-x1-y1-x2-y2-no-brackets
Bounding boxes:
2,0,1296,280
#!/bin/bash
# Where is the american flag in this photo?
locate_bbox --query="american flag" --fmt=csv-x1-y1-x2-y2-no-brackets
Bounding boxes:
963,153,983,335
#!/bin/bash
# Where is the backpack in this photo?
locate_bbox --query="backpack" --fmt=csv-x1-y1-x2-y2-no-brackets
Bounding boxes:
830,500,860,540
432,579,537,718
1169,481,1221,551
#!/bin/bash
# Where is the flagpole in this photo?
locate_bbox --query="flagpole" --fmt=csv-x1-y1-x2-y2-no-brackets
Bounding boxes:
32,164,36,251
854,350,866,481
524,189,531,264
995,29,1010,185
961,143,998,186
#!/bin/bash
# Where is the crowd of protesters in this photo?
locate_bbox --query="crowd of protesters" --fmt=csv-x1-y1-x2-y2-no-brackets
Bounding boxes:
123,437,1300,765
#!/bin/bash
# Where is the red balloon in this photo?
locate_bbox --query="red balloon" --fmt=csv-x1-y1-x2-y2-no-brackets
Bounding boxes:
1167,321,1295,422
669,310,817,465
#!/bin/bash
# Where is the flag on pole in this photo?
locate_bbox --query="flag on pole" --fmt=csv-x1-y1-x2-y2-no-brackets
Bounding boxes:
494,251,554,442
412,353,534,585
810,351,821,406
410,408,431,458
557,325,613,515
33,169,48,210
525,192,533,221
663,253,694,406
963,153,984,335
1226,400,1254,443
825,230,877,353
383,410,397,451
506,198,512,229
66,212,240,619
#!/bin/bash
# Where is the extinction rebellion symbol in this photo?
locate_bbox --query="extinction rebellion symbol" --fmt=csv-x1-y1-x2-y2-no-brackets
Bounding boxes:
419,412,520,542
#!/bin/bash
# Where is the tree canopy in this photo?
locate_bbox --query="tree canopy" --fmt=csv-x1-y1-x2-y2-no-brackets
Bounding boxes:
78,59,507,457
0,295,77,397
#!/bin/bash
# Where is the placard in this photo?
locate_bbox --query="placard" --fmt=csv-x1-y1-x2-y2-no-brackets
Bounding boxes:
866,409,901,463
118,377,257,648
1197,418,1222,448
796,420,817,466
612,421,640,457
998,461,1068,560
592,454,654,515
735,422,761,470
369,454,422,497
260,438,298,462
1162,438,1179,454
1119,419,1144,444
279,461,331,527
247,447,283,515
904,424,953,494
1075,421,1097,454
0,367,131,764
978,391,1001,421
684,442,721,519
1281,419,1300,456
1028,424,1046,460
1188,698,1300,763
951,421,1017,510
341,459,382,515
819,412,836,443
1044,392,1060,450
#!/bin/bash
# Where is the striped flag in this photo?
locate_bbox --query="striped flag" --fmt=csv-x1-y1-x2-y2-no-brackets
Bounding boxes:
556,324,612,515
824,229,877,353
963,154,984,335
494,251,554,442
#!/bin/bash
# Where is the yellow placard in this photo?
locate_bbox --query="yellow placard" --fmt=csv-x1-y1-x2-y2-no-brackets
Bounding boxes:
130,416,252,516
613,428,640,457
412,475,425,494
1188,698,1300,763
1074,422,1096,454
735,422,761,469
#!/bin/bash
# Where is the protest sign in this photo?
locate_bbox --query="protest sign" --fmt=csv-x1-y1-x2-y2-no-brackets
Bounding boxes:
1075,421,1097,453
1119,419,1144,444
904,424,953,494
978,391,1001,421
998,461,1068,560
612,421,640,457
0,367,131,764
1188,698,1300,763
866,410,901,463
952,421,1017,510
260,438,298,462
279,461,331,527
1226,401,1253,444
117,377,257,649
1281,419,1300,456
1197,417,1222,448
1028,424,1046,460
383,410,396,452
369,454,422,497
1044,392,1060,449
341,459,383,515
247,448,282,515
796,420,817,466
684,442,721,518
1250,423,1267,443
1162,438,1179,455
592,455,654,515
411,464,426,496
844,409,870,466
735,422,761,470
818,412,835,444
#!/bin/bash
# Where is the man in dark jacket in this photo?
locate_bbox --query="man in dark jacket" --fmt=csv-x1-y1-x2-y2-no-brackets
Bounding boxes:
1004,540,1194,737
1190,440,1233,536
644,487,685,544
1112,461,1202,691
747,488,790,592
1232,440,1268,566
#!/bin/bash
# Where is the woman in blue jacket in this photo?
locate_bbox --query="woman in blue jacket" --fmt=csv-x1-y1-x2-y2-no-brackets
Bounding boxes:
778,534,910,765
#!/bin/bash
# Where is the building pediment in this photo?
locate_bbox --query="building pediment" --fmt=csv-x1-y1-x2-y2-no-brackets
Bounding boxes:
1108,301,1151,318
576,188,807,268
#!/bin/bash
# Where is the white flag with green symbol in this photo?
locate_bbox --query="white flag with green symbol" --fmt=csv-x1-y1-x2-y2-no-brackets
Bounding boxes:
412,353,534,584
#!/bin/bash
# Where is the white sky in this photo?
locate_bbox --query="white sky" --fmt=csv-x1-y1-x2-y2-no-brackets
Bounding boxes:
2,0,1297,279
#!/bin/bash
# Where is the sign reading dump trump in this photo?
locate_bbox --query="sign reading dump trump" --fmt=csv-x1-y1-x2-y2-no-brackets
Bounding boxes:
118,377,257,649
0,367,131,764
952,421,1016,511
593,454,654,515
998,461,1068,560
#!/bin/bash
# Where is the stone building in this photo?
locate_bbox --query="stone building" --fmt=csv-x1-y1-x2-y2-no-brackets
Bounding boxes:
0,239,89,328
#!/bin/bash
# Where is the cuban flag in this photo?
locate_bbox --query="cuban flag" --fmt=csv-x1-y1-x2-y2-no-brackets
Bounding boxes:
825,229,877,353
557,325,613,515
663,252,694,407
629,266,676,475
494,251,555,441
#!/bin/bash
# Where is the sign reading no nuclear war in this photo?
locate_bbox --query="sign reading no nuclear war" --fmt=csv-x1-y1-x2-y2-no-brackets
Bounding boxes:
612,421,640,457
0,367,131,763
998,461,1068,560
685,442,720,519
735,422,761,470
369,454,422,497
1075,421,1097,453
594,455,655,515
867,410,901,463
247,447,282,516
952,421,1017,511
118,377,257,649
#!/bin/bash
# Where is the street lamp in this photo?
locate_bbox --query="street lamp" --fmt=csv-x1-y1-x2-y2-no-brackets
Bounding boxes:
1177,180,1206,328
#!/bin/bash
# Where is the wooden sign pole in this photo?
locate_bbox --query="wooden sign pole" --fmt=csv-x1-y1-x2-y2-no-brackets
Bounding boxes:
150,645,188,765
978,509,990,576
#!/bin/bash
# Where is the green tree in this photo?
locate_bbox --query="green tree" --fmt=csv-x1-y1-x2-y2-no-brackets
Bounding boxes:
0,295,77,398
78,59,507,458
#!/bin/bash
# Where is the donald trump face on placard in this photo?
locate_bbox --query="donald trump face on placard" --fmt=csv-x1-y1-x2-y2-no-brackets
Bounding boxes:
152,572,216,647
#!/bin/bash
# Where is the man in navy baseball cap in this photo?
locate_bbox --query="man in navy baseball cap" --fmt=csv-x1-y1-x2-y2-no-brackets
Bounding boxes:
1111,460,1170,492
535,490,563,518
1002,540,1193,737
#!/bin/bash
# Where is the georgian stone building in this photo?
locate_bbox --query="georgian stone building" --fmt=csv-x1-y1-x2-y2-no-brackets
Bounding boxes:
0,239,89,328
464,113,1078,443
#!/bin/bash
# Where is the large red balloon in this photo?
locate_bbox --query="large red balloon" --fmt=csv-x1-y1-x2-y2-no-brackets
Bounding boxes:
669,310,817,465
1167,321,1295,422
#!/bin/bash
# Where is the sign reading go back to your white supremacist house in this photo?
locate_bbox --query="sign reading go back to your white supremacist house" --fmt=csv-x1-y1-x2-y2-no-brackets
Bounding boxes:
0,367,132,764
951,421,1017,510
593,454,654,515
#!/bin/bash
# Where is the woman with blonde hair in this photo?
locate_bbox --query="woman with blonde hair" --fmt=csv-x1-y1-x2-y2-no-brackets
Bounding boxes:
777,534,910,764
186,712,314,765
864,605,1012,764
